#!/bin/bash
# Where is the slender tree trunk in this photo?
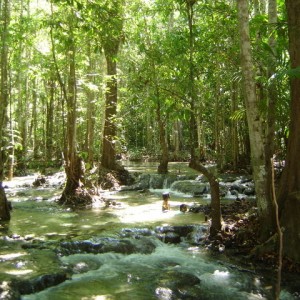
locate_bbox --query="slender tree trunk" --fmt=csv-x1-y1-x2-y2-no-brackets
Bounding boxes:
85,51,96,166
231,83,239,170
61,34,84,202
32,79,38,159
18,0,30,170
50,7,88,204
7,78,14,181
263,0,278,234
46,78,55,161
157,99,169,174
186,1,198,164
0,0,11,221
237,0,274,239
142,16,169,173
186,0,221,235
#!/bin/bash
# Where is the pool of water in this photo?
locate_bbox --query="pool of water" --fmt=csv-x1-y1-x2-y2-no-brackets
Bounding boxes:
0,167,299,299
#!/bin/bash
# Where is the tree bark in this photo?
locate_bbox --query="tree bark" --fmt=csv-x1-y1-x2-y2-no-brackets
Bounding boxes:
85,49,96,166
237,0,274,239
277,0,300,263
186,0,199,164
0,0,10,221
186,0,221,233
157,100,169,174
278,0,300,205
46,78,55,161
101,50,118,170
50,9,87,205
263,0,278,235
60,29,83,203
190,161,221,236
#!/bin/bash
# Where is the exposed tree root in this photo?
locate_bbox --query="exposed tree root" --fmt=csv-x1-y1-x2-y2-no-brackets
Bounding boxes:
59,187,93,208
98,165,134,190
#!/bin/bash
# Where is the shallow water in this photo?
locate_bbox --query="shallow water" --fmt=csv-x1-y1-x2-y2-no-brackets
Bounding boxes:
22,243,270,300
0,166,299,299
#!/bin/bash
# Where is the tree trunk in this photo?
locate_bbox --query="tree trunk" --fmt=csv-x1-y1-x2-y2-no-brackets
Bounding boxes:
7,85,14,181
237,0,274,239
50,10,87,204
157,101,169,174
231,83,239,170
172,120,182,160
278,0,300,205
189,161,221,236
277,0,300,263
46,78,55,161
31,79,38,159
186,0,199,165
0,0,10,221
101,51,118,170
85,51,96,167
61,32,82,203
186,0,221,233
263,0,278,234
100,1,123,170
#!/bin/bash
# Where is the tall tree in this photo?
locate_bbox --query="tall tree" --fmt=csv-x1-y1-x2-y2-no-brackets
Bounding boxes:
183,0,221,236
237,0,275,239
263,0,278,235
50,2,89,205
0,0,11,221
278,0,300,263
100,0,124,170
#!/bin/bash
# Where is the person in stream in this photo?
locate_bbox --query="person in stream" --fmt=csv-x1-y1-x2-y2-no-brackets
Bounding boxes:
162,192,171,212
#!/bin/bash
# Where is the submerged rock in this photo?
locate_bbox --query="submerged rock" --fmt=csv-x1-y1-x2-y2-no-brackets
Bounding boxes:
57,236,157,256
10,273,69,297
156,270,201,299
155,225,208,245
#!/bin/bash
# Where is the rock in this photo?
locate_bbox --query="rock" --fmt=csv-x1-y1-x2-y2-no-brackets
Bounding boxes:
14,273,68,295
244,187,255,196
57,237,157,256
170,181,209,196
160,232,181,244
32,176,47,187
120,228,154,238
156,270,201,299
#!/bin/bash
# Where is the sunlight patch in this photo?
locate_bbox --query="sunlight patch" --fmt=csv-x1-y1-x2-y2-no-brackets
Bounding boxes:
6,269,33,275
213,270,230,278
0,252,26,260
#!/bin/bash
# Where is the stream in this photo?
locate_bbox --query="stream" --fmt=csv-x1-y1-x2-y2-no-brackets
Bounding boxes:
0,162,299,299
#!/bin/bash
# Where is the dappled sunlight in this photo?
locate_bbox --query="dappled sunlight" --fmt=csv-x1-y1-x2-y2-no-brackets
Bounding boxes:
6,269,33,276
113,201,179,223
60,223,73,227
0,252,27,260
82,296,112,300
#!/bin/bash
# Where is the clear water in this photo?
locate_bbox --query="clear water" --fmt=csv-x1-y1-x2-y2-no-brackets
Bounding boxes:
0,166,298,300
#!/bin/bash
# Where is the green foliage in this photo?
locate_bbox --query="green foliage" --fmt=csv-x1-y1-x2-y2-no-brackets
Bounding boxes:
230,109,246,122
0,0,292,174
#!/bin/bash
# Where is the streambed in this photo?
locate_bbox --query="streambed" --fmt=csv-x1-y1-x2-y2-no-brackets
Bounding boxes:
0,163,299,299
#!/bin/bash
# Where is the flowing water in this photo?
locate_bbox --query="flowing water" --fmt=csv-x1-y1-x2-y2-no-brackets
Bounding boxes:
0,163,299,299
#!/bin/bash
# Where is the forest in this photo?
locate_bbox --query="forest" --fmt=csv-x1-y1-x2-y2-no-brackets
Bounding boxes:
0,0,300,299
